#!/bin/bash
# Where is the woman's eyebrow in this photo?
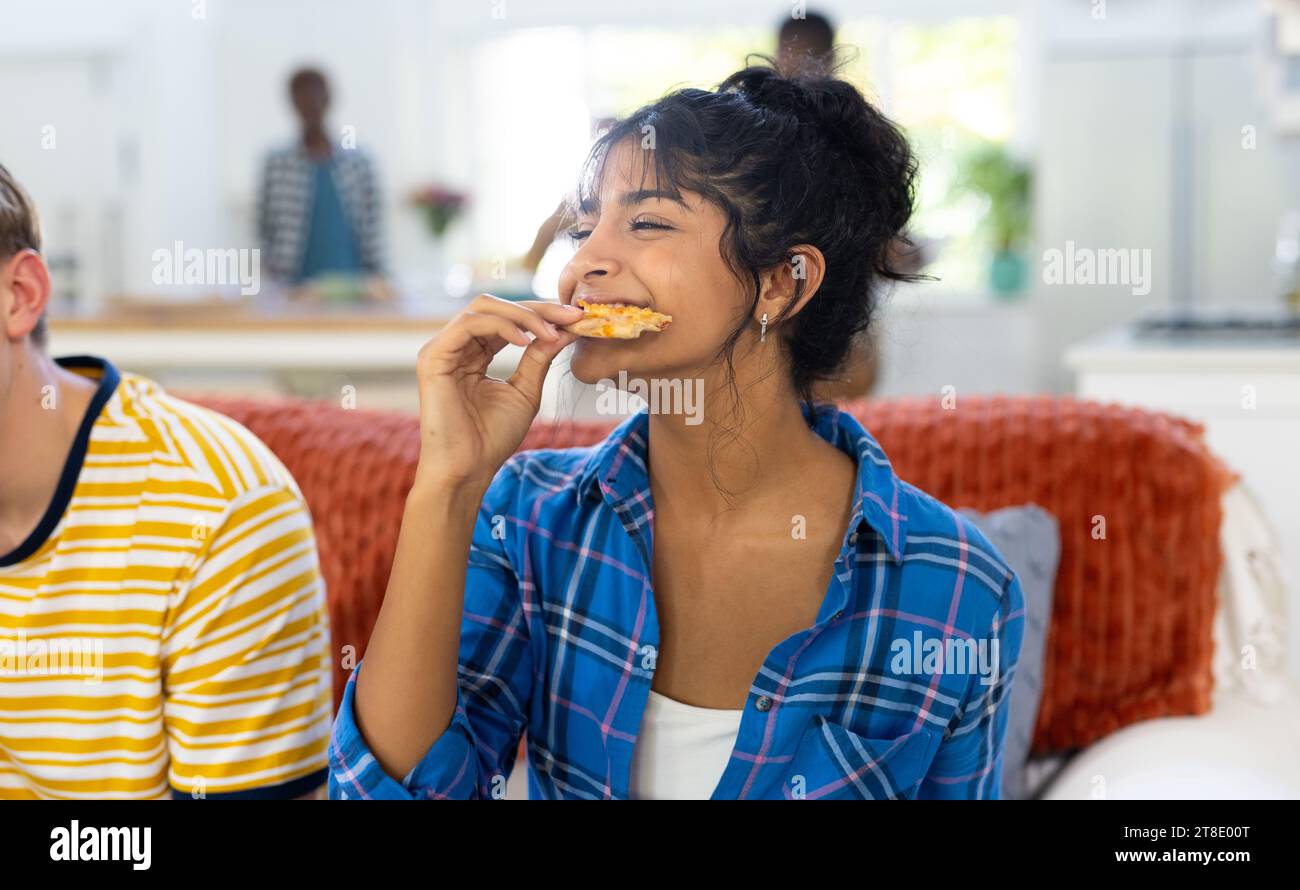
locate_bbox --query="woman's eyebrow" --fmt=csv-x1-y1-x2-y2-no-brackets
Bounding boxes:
576,189,691,216
618,189,691,210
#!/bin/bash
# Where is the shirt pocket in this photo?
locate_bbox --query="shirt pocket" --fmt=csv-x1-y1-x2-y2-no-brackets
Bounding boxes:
782,716,943,800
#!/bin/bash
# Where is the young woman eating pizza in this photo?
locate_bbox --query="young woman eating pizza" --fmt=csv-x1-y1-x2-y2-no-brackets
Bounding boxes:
328,60,1025,800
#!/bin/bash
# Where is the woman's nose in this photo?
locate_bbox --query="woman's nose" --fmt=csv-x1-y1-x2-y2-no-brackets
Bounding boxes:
566,227,622,281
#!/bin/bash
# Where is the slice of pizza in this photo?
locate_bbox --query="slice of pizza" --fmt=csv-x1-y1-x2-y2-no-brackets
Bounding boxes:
563,299,673,339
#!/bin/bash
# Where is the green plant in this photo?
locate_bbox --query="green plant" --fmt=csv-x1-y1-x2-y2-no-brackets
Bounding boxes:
951,144,1031,252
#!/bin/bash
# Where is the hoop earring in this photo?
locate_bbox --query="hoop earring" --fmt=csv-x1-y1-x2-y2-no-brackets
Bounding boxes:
759,312,768,343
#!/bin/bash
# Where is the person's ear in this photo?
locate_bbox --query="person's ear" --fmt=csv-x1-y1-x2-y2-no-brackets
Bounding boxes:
2,249,51,341
755,244,826,326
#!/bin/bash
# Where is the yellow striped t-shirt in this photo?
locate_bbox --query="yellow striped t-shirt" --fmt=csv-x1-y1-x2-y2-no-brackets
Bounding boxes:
0,356,332,799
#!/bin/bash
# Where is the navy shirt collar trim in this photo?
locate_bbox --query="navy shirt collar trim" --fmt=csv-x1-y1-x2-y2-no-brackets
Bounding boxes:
0,355,120,567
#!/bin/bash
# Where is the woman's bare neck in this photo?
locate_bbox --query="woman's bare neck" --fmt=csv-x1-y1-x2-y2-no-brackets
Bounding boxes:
645,390,852,524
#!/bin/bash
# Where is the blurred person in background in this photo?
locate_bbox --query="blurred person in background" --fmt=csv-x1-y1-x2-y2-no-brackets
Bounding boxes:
258,67,384,287
776,8,836,76
0,163,332,799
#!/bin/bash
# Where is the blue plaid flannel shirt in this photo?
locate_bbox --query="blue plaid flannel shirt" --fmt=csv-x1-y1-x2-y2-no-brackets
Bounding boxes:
329,402,1025,799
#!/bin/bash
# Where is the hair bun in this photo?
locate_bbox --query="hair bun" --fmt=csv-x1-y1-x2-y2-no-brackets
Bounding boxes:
721,62,914,237
721,63,874,152
722,65,800,107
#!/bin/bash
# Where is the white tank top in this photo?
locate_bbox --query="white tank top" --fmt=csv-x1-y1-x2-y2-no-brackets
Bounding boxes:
628,688,744,800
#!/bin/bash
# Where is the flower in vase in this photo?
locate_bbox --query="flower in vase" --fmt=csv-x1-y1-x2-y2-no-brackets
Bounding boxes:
410,183,470,239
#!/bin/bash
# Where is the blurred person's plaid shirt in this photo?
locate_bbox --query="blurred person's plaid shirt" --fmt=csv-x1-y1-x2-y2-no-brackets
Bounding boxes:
257,145,383,282
328,403,1025,799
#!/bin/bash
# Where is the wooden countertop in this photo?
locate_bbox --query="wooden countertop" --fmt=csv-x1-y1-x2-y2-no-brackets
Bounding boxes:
46,301,460,371
50,304,453,333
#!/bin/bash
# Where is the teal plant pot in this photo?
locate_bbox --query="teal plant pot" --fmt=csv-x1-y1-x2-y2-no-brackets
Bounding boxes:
990,250,1027,296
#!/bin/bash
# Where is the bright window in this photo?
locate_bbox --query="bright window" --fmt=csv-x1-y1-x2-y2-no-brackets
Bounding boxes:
467,15,1021,294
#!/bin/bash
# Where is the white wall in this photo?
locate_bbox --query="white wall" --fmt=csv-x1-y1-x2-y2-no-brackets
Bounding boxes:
3,0,1296,399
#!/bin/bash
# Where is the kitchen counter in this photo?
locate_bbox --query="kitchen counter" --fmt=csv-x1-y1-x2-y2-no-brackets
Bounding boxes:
48,301,454,372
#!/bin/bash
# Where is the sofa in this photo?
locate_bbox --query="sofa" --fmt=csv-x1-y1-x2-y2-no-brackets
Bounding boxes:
188,392,1299,797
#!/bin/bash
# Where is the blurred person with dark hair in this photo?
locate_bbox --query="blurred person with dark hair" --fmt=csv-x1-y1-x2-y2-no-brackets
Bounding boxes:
258,67,384,284
777,9,836,76
0,163,332,799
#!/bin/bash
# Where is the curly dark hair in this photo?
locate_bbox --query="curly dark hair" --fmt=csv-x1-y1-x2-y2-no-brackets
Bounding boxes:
571,56,924,414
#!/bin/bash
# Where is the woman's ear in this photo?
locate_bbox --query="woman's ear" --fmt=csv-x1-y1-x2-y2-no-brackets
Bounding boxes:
755,244,826,325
